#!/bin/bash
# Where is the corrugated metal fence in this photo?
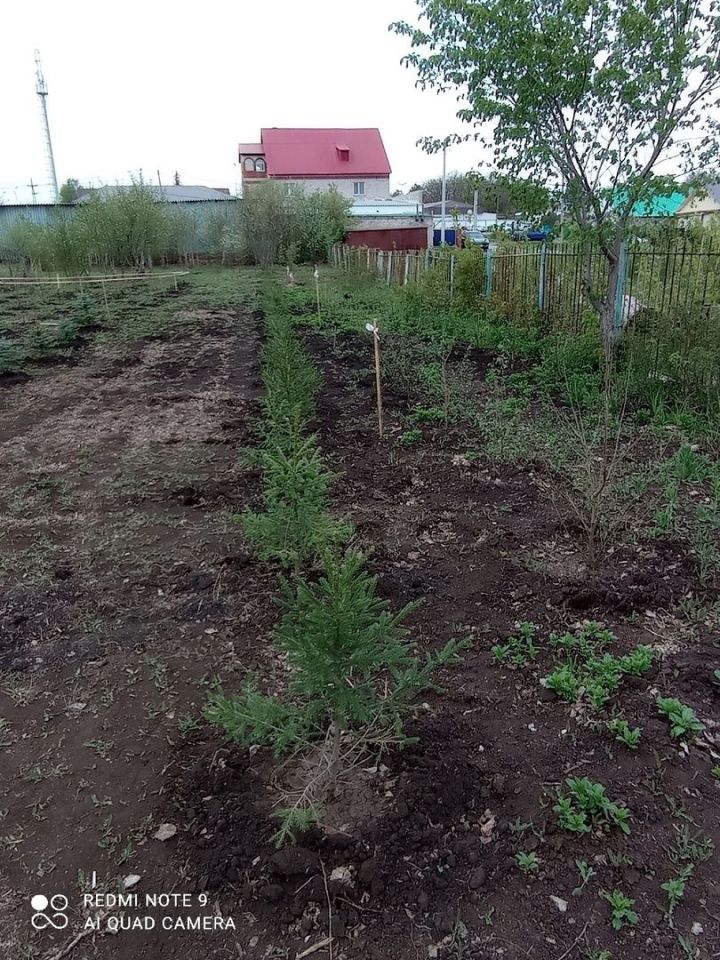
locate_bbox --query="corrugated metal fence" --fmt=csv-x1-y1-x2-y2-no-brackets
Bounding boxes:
0,201,239,257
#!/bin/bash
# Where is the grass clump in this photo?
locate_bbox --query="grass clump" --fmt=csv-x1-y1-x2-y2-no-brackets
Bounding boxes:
207,549,467,843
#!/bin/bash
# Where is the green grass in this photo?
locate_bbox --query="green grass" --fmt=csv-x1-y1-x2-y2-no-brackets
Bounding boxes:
0,266,260,373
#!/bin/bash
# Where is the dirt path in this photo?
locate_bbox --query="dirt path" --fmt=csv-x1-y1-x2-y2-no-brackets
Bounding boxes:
0,307,282,960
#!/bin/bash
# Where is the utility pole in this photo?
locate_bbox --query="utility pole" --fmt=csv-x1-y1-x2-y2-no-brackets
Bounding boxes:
440,144,447,245
34,51,59,203
27,179,38,203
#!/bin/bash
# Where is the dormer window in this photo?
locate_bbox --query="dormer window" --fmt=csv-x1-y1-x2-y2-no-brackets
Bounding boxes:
336,145,350,162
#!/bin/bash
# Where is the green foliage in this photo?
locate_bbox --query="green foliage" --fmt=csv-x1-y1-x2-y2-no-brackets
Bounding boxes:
515,851,540,874
669,823,715,865
59,178,81,204
600,889,639,930
4,181,189,273
207,550,468,838
544,623,653,711
400,428,423,446
492,621,538,668
270,806,322,848
274,551,465,729
661,865,693,926
0,337,23,374
664,446,711,484
206,677,312,756
240,183,350,267
606,717,641,750
412,405,446,423
261,315,322,429
286,187,351,263
554,777,631,836
241,437,350,569
573,859,597,895
393,0,720,350
656,697,704,740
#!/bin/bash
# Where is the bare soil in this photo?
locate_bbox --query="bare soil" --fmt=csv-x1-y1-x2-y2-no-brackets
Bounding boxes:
1,300,718,960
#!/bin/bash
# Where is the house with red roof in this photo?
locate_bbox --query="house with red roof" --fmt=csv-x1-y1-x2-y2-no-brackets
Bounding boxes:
238,128,392,200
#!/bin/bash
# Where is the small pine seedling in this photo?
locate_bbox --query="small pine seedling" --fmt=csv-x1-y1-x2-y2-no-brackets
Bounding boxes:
207,550,468,842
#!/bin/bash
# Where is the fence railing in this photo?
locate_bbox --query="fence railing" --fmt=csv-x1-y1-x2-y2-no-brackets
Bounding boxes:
332,240,720,335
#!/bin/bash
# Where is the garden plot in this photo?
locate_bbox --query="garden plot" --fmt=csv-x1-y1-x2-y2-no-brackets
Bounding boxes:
0,266,718,960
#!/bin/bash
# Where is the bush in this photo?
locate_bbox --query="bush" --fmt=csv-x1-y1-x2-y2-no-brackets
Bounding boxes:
239,183,351,267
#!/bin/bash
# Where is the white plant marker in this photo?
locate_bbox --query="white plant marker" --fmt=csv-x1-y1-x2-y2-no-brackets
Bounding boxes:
366,321,383,438
313,264,321,321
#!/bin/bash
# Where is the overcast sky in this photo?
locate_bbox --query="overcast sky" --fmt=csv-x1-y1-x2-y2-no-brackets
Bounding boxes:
2,0,490,204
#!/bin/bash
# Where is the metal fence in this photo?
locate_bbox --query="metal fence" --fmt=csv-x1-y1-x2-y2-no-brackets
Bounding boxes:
332,240,720,334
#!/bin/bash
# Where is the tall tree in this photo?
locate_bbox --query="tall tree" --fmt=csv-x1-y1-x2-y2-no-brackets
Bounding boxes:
59,178,81,203
392,0,720,353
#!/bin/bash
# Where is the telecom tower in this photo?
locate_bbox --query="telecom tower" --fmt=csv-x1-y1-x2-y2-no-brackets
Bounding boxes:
34,50,59,203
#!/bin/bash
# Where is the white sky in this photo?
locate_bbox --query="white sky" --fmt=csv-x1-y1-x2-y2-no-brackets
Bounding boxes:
1,0,489,204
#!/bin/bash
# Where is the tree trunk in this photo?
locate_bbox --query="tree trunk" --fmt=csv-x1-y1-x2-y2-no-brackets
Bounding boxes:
601,237,625,361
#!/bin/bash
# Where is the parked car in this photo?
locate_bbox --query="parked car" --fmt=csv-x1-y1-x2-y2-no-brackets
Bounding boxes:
527,227,552,242
462,229,490,250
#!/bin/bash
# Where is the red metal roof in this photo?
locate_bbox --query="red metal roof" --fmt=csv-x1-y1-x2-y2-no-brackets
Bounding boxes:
258,128,391,178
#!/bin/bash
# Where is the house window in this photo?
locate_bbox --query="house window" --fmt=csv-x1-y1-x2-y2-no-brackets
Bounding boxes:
243,157,255,171
256,158,266,173
353,181,365,196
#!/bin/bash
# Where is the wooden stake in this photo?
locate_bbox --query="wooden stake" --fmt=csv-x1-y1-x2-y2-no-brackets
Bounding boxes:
314,265,321,321
366,322,383,438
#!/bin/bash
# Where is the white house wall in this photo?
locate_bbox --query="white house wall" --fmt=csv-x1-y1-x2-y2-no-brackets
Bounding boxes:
276,177,391,199
677,195,720,224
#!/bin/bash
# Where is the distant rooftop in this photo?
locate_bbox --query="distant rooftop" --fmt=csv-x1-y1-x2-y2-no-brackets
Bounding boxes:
239,128,391,178
76,185,235,203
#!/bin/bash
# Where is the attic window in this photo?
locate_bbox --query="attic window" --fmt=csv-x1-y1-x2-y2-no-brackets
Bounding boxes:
336,145,350,162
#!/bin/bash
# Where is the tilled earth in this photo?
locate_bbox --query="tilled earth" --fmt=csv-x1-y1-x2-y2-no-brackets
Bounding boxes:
1,307,719,960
